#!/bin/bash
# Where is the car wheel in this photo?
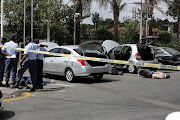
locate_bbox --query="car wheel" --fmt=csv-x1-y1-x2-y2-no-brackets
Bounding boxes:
128,65,137,74
93,74,103,80
65,68,75,82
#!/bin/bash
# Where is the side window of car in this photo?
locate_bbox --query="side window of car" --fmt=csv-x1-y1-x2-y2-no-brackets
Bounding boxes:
122,46,130,54
47,48,60,57
114,46,121,54
60,48,71,55
156,49,165,55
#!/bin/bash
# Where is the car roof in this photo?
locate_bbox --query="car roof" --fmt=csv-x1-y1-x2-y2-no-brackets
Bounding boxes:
50,45,79,50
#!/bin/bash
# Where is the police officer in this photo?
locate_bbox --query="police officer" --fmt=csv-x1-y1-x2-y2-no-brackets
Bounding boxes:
0,37,10,87
13,36,47,92
34,39,46,89
2,35,19,87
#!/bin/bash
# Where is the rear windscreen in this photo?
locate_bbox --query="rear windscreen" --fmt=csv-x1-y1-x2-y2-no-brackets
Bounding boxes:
163,47,179,55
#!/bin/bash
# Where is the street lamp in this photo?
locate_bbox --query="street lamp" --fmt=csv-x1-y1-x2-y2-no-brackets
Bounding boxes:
74,13,80,45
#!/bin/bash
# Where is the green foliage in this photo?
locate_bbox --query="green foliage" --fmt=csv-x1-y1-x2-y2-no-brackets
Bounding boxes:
3,0,75,45
94,27,113,40
121,20,139,44
158,32,171,44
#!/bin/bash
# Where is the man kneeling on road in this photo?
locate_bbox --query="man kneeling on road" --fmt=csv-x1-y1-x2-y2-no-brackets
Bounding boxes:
13,36,47,92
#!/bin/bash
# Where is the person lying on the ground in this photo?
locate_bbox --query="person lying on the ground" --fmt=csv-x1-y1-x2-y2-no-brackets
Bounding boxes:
111,69,123,75
138,69,170,79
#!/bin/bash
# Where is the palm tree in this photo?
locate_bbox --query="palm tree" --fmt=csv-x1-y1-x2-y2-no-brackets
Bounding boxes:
95,0,126,42
92,12,100,30
73,0,92,44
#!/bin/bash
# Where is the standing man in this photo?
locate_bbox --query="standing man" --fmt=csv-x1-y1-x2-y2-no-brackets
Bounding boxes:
0,37,10,87
13,36,47,92
34,39,46,89
2,35,19,87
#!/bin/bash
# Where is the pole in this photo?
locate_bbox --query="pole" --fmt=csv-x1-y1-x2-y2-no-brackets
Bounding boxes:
31,0,33,41
24,0,26,46
140,0,143,43
47,0,50,42
73,15,76,45
1,0,3,37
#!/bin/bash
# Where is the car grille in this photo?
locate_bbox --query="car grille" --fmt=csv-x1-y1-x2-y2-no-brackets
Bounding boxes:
85,54,107,66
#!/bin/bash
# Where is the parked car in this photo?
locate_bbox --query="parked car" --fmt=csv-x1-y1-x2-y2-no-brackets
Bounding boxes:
154,47,180,65
43,42,111,82
108,44,159,73
0,90,3,109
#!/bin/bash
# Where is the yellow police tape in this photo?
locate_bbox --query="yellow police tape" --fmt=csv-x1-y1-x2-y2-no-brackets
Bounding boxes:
0,45,180,70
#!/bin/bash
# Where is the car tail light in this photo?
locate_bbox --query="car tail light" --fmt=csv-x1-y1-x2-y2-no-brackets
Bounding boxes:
155,52,158,59
77,59,89,66
135,53,141,60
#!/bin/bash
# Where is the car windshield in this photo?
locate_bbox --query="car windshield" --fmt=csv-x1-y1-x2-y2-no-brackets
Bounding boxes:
163,47,179,55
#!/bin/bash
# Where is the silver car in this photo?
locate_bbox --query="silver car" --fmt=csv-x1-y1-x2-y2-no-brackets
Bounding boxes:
109,44,159,73
43,45,111,82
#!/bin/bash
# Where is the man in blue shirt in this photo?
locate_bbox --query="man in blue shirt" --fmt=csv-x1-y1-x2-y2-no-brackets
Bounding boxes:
34,39,47,89
0,37,11,87
13,36,47,92
2,35,19,87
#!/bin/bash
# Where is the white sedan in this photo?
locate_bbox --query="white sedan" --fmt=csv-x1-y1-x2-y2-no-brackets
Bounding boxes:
43,45,111,82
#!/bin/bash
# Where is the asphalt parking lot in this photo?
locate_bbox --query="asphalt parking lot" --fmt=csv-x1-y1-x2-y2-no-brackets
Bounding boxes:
1,69,180,120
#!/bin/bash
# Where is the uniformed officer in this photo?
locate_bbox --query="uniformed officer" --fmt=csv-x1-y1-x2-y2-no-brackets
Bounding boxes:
0,37,10,87
13,36,47,92
2,35,19,87
34,39,46,89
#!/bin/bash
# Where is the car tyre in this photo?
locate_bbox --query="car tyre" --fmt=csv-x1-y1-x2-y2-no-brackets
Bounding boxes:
65,68,75,82
93,74,103,80
128,65,137,74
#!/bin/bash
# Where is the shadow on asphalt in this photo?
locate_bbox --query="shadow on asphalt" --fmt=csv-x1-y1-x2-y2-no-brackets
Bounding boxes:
0,110,15,120
43,74,120,84
21,87,65,92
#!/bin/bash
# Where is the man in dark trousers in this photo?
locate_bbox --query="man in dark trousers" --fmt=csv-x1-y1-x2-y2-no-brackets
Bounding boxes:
0,37,11,87
2,35,19,87
34,39,46,89
13,36,47,91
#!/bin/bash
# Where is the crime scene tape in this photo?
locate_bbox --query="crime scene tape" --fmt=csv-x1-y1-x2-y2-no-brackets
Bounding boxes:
0,44,180,70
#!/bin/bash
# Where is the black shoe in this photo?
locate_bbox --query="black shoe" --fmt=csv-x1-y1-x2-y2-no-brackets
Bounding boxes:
6,82,10,88
30,88,36,92
12,82,19,88
0,83,5,87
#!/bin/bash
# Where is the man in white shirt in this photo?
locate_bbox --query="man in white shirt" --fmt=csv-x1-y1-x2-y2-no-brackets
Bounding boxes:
2,35,19,87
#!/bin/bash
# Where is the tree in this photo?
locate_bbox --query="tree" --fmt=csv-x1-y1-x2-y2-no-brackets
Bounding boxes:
166,0,180,50
72,0,92,44
3,0,73,45
94,27,114,40
158,32,171,45
92,12,100,30
95,0,126,42
121,20,139,43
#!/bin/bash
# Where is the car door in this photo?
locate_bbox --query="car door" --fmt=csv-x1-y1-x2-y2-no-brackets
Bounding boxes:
113,46,122,60
54,48,71,74
43,48,60,73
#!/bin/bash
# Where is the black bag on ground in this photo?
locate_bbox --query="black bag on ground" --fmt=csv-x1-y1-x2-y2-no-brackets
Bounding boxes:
138,70,152,78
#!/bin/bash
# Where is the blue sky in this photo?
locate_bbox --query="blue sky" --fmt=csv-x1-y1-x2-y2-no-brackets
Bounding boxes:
63,0,176,25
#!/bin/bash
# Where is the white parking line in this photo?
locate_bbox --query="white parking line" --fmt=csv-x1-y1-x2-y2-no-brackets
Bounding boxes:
49,84,75,87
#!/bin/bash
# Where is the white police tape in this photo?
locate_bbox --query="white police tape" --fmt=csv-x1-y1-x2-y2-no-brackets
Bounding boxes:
0,45,180,70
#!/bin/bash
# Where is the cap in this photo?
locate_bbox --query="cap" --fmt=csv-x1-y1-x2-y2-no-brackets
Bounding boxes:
33,39,39,44
25,36,32,42
1,37,6,41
